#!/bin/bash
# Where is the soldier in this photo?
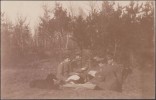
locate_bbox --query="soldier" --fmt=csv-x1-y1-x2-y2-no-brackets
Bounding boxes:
56,57,72,83
56,54,83,83
88,55,124,92
70,55,81,72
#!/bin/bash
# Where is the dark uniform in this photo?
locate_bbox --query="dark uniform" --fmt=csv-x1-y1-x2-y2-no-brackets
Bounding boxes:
89,62,123,92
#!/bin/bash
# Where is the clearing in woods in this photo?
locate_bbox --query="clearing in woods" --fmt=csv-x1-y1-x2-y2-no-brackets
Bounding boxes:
1,58,155,99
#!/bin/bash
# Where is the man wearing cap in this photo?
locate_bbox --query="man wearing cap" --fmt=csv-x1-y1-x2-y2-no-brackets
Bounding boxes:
56,57,72,82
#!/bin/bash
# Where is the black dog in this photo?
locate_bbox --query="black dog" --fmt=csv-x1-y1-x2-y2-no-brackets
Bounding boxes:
29,73,60,89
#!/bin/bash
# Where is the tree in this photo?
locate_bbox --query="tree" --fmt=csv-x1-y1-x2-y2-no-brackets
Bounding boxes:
87,1,98,14
1,12,14,63
13,15,31,57
37,3,51,49
51,2,72,60
73,15,88,50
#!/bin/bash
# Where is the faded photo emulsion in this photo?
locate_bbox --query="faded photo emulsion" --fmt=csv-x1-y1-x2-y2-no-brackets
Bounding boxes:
1,1,155,99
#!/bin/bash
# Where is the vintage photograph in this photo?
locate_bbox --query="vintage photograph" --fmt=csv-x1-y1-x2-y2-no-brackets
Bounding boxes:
1,0,155,99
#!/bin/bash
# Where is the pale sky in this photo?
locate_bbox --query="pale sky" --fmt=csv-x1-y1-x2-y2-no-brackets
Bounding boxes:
1,1,146,33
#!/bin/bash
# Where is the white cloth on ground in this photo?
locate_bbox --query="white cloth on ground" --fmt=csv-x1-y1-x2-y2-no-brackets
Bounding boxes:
88,70,97,77
66,75,80,82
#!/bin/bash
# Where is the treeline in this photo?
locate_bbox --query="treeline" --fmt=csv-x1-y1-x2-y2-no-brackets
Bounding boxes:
1,1,154,67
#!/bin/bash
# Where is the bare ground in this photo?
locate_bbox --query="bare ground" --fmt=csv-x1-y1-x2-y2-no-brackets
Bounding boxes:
1,59,155,99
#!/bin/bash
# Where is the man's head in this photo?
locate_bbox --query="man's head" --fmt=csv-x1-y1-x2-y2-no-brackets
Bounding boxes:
106,54,114,64
46,73,57,82
64,58,70,62
75,55,81,61
98,63,104,67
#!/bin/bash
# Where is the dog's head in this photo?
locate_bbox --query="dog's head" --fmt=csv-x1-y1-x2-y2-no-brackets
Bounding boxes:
46,73,57,81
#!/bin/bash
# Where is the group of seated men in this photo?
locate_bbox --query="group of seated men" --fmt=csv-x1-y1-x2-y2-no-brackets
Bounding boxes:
30,53,132,92
55,53,130,92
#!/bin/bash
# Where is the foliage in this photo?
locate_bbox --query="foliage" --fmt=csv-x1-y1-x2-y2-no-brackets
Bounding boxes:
1,1,154,67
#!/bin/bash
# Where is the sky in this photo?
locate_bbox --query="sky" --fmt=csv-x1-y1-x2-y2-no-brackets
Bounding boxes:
1,1,146,33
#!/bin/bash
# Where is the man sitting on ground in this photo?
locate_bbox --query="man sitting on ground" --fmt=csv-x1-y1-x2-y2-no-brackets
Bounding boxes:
88,55,125,92
56,56,72,83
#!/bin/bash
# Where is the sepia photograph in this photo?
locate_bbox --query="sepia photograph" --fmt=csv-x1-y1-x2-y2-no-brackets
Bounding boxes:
1,0,155,99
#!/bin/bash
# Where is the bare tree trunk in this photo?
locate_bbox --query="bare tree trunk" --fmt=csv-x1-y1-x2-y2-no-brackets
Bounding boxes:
113,39,117,59
59,28,64,61
130,51,134,68
80,45,83,68
59,32,62,62
65,33,69,49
